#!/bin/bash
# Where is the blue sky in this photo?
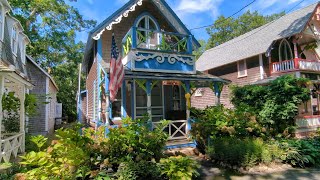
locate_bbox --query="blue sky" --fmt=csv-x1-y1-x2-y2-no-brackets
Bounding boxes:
68,0,318,42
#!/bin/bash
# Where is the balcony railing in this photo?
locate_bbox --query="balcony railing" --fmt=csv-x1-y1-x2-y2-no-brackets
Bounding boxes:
270,58,320,74
122,27,193,57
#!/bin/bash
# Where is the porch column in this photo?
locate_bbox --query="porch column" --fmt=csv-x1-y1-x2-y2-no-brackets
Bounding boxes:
184,81,191,120
293,39,299,59
131,80,135,119
184,81,192,133
214,82,222,106
146,80,152,129
105,75,110,126
121,81,127,118
0,75,4,140
19,84,25,153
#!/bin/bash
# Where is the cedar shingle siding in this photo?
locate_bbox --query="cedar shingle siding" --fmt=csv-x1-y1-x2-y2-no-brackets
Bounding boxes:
26,61,47,134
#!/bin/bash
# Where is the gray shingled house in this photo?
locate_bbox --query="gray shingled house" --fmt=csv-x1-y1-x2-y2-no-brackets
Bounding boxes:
26,56,59,135
195,2,320,137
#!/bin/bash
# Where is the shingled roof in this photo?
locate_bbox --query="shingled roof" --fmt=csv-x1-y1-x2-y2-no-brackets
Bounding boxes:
196,2,319,72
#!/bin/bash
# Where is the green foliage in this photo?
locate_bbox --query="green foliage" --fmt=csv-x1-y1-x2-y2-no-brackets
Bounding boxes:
279,138,320,168
20,125,93,179
9,0,96,120
100,117,169,167
0,163,25,180
190,105,267,153
115,161,162,180
206,10,285,49
19,120,171,179
25,94,38,117
207,137,283,167
231,75,310,135
2,92,20,133
159,156,200,180
29,135,48,152
193,39,207,60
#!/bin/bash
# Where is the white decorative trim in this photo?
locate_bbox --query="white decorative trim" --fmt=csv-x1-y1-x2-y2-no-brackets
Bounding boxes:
93,0,143,40
134,52,194,65
259,54,264,80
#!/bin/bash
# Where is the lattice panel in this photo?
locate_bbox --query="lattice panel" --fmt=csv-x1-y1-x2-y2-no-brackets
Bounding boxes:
0,133,24,163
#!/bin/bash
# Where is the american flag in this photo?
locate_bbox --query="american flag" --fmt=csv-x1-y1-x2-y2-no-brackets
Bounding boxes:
109,33,124,102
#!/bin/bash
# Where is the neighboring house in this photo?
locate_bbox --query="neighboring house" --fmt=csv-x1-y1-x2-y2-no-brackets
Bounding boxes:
26,56,59,135
0,0,31,162
80,0,229,147
196,2,320,137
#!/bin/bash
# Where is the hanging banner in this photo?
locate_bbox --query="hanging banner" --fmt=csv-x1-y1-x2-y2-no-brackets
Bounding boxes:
162,80,181,86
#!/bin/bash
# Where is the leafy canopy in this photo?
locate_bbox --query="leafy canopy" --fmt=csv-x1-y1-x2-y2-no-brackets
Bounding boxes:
9,0,96,119
206,10,285,49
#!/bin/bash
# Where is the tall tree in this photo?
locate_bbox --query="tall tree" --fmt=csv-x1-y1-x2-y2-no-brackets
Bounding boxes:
206,10,285,49
193,39,207,60
9,0,96,67
9,0,96,120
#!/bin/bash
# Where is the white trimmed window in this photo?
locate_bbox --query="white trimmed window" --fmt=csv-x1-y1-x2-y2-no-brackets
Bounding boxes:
11,26,18,54
237,59,247,78
21,40,26,64
0,4,3,41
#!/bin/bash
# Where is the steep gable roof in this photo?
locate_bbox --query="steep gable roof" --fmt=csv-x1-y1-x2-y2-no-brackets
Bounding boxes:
26,55,59,90
83,0,200,72
91,0,198,44
196,2,319,72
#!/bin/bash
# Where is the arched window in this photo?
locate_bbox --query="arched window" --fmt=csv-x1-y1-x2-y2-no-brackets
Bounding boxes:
278,39,293,61
135,14,160,49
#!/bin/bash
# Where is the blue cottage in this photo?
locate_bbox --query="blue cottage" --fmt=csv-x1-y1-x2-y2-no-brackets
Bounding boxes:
80,0,229,146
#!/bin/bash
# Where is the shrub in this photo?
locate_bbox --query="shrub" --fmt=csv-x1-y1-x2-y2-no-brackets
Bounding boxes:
100,117,169,168
280,138,320,168
231,75,310,135
159,156,200,180
190,106,266,153
207,137,282,167
115,161,162,180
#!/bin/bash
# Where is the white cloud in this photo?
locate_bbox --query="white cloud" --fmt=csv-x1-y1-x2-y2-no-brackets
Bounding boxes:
174,0,223,18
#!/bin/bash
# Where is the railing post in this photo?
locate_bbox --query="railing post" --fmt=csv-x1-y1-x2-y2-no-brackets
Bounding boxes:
146,80,152,130
294,58,300,69
132,27,137,49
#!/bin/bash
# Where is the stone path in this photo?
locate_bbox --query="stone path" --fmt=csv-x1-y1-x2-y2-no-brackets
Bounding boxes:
165,147,320,180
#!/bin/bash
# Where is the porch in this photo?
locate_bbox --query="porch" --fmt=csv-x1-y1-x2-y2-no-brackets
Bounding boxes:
270,58,320,74
0,72,30,163
96,70,229,145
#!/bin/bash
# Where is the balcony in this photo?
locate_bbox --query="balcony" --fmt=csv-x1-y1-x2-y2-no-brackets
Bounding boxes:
121,27,195,74
270,58,320,74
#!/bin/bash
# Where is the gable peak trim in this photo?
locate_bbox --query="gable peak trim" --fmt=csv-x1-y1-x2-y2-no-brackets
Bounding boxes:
92,0,143,40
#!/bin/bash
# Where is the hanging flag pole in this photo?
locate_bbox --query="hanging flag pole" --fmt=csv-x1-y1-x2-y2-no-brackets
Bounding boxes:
108,33,124,124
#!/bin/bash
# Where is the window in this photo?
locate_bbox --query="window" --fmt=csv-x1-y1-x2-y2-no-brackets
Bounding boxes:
278,39,293,61
11,26,18,54
237,59,247,77
0,5,3,41
21,40,26,64
135,14,159,49
195,88,204,97
112,87,122,119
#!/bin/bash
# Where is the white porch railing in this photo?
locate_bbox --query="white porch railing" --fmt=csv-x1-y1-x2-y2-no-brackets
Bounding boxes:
153,120,188,140
298,60,320,71
271,59,320,74
271,59,295,73
0,132,24,163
